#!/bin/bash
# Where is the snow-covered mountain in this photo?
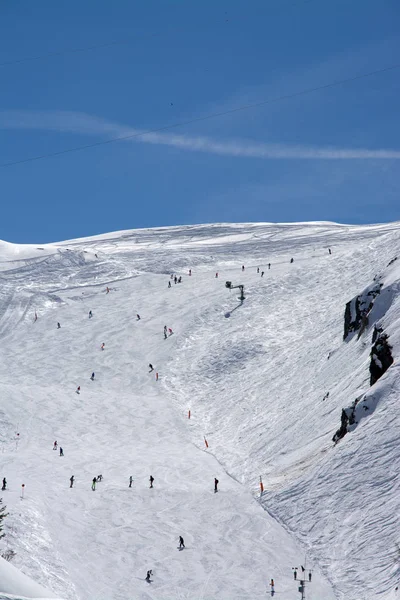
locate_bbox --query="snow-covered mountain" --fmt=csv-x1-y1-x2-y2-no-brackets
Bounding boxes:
0,222,399,600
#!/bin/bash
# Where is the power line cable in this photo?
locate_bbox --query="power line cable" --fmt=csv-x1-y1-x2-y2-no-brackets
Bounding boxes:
1,61,399,169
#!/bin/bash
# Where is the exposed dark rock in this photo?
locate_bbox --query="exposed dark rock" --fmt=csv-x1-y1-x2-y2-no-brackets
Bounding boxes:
369,332,393,386
387,256,397,267
372,324,383,345
332,409,349,443
343,283,382,341
332,394,364,443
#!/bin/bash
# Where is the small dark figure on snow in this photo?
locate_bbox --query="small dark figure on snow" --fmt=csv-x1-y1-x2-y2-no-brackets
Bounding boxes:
129,476,133,488
2,477,6,491
90,372,95,381
308,571,312,582
76,386,81,394
174,276,177,284
290,258,294,263
92,477,96,491
145,570,153,582
214,478,219,493
149,475,154,488
97,474,103,482
89,310,93,318
168,281,171,288
257,267,259,273
215,272,218,278
136,314,141,320
293,569,297,580
242,265,245,271
53,441,58,450
189,269,192,276
261,271,264,277
148,364,154,372
70,475,74,488
178,276,182,283
328,248,332,255
57,322,61,329
268,263,271,269
179,536,185,549
59,447,64,456
168,328,173,336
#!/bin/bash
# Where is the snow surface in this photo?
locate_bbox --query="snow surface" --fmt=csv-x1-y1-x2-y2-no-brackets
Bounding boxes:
0,222,399,599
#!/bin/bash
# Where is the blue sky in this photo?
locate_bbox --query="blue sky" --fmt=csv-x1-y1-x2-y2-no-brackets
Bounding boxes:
1,0,400,243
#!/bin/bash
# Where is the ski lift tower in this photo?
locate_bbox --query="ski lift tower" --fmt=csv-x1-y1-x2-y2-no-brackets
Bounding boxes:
291,565,312,599
225,281,245,302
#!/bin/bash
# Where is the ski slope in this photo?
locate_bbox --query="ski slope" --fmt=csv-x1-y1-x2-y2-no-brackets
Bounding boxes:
0,222,399,599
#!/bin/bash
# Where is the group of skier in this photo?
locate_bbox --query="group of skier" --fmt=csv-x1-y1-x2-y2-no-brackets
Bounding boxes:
27,261,287,589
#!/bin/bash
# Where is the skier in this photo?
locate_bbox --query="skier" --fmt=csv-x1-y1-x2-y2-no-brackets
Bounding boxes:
2,477,6,491
148,364,154,372
89,310,93,318
328,248,332,255
70,475,74,488
34,311,38,322
293,569,297,580
90,372,95,381
149,475,154,489
290,258,294,263
59,447,64,456
92,477,96,491
76,386,81,394
97,474,103,482
174,276,177,284
129,476,133,488
215,272,218,278
57,322,61,329
101,343,105,351
189,269,192,276
178,276,182,283
261,271,264,277
53,441,58,450
257,267,259,273
308,572,312,582
268,263,271,269
242,265,245,272
106,286,110,294
168,281,171,288
179,536,185,549
214,477,219,493
168,328,173,336
145,570,152,582
136,313,141,320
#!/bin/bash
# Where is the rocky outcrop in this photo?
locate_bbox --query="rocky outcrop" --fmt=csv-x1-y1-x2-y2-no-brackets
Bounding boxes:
369,332,393,386
332,394,364,443
343,283,382,341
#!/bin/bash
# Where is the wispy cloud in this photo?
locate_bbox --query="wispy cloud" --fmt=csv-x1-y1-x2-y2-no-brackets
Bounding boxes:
1,109,400,159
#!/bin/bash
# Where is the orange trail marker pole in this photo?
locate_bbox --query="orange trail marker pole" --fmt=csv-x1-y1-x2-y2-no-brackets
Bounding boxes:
259,475,264,494
155,372,159,381
188,410,191,419
204,437,209,448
